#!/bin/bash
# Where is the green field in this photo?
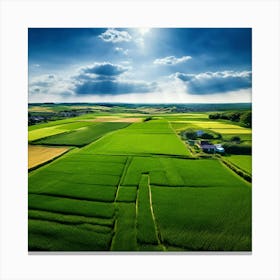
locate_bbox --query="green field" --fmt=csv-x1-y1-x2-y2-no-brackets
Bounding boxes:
33,122,130,146
28,106,252,251
82,120,191,156
224,155,252,175
28,121,94,141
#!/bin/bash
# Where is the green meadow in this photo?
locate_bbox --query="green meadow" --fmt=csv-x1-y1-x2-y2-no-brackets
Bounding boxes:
28,105,252,251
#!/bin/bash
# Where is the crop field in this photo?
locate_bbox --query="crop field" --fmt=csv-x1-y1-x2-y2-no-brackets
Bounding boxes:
28,121,94,141
224,155,252,175
81,120,191,156
33,122,130,147
28,145,70,170
28,107,252,252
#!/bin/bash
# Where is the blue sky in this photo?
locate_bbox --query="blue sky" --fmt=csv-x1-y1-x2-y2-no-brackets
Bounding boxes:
28,28,252,103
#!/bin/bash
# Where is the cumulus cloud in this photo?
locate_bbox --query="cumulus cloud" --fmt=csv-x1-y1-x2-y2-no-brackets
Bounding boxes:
99,28,132,43
154,55,192,65
72,62,156,95
29,74,74,97
81,62,128,76
173,70,252,94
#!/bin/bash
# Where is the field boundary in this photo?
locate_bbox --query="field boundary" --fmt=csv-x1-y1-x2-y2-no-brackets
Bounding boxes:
110,156,133,250
147,175,166,251
217,156,252,183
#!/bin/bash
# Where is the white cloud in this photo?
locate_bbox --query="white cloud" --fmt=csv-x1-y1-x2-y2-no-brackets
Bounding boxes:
154,55,192,65
99,28,132,43
29,74,74,98
172,70,252,94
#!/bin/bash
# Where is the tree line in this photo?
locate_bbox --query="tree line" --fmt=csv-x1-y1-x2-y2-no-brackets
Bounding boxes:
208,111,252,128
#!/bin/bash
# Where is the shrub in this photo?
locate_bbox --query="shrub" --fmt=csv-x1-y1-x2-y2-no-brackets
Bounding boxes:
230,136,241,143
200,132,214,139
223,143,251,155
143,116,153,122
183,129,197,140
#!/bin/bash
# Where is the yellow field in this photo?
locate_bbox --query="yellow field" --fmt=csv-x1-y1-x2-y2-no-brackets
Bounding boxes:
28,145,70,169
90,117,142,123
212,128,252,134
188,121,243,129
28,106,54,112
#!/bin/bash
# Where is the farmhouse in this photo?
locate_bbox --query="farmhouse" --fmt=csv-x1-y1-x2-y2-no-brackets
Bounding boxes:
199,141,225,153
199,141,216,153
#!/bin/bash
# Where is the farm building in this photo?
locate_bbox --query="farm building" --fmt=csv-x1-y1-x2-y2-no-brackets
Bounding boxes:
200,144,216,153
199,141,225,153
199,141,216,153
214,144,225,153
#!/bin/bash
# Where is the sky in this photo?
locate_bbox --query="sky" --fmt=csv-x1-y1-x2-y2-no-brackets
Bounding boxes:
28,28,252,103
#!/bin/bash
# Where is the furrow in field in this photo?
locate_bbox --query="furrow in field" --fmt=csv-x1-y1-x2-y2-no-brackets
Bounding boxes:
136,174,164,251
147,175,166,251
110,156,134,250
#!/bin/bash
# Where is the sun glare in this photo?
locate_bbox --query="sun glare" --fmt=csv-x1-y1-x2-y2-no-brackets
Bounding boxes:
138,28,151,35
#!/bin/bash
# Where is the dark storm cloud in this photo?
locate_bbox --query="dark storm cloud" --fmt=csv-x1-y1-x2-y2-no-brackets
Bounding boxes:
75,80,156,95
73,62,156,95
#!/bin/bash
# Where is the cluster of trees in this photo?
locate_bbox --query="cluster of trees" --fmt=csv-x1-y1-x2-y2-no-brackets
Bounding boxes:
222,143,252,155
181,129,221,140
209,111,252,128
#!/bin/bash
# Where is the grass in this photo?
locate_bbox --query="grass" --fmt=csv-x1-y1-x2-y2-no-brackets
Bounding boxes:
224,155,252,175
28,145,70,169
121,156,168,186
29,194,115,219
157,158,250,188
170,122,200,132
29,182,117,202
29,154,126,190
111,203,138,251
34,122,131,146
28,121,94,141
152,185,251,251
84,131,190,156
122,157,249,188
136,175,159,245
29,209,114,227
28,109,252,252
29,169,121,188
221,133,252,141
29,219,113,251
116,186,137,202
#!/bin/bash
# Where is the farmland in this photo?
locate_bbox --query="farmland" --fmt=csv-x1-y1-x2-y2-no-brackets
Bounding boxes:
28,103,252,252
28,145,70,170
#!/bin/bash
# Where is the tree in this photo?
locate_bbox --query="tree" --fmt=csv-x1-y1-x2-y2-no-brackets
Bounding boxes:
230,136,241,143
200,132,214,139
143,116,153,122
240,112,252,128
184,129,197,140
